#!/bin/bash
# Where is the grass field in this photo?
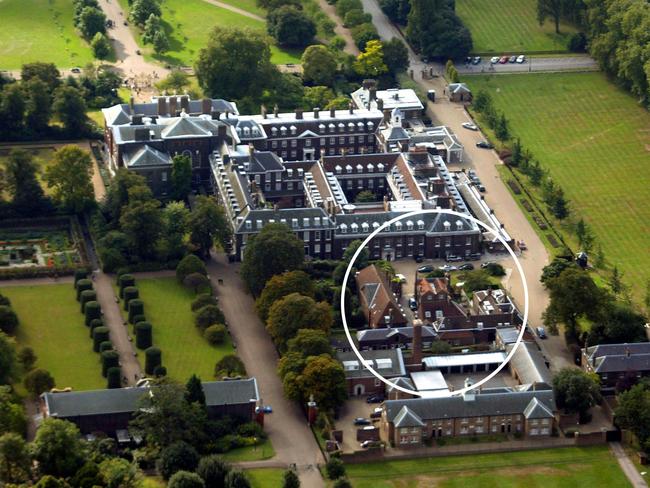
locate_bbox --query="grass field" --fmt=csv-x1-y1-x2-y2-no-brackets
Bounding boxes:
247,468,284,488
466,72,650,300
118,0,302,67
220,438,275,462
456,0,577,54
0,0,93,69
345,446,630,487
136,278,235,382
0,284,105,391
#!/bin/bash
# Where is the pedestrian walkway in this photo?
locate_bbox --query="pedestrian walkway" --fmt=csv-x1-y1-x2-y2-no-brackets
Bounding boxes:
610,442,648,488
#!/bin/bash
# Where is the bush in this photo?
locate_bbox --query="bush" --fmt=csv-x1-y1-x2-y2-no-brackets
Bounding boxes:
191,294,218,312
99,341,113,353
101,350,119,377
195,305,225,330
123,286,139,311
237,421,265,439
0,306,19,334
145,347,162,375
204,324,226,345
154,365,167,377
73,269,88,288
128,299,144,324
107,366,121,388
76,279,93,300
351,23,379,50
197,455,230,488
118,274,136,298
132,314,146,328
84,301,101,326
158,441,200,480
483,262,506,277
89,318,103,338
168,471,205,488
333,479,352,488
344,8,371,27
79,290,97,313
176,255,207,283
24,368,55,396
183,273,211,294
135,321,153,349
18,346,36,371
93,326,110,352
214,355,246,378
568,32,587,53
326,458,345,480
283,470,300,488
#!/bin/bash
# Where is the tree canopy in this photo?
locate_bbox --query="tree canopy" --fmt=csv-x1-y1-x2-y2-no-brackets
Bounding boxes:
46,145,95,214
553,368,601,417
255,270,315,321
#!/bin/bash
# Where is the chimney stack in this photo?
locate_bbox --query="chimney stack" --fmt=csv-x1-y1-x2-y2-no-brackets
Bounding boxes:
129,96,134,113
157,97,167,116
348,102,354,115
411,319,423,366
168,97,177,117
248,144,255,162
330,107,336,118
261,104,267,119
201,98,211,115
382,109,390,124
273,104,279,118
180,95,190,112
377,98,384,111
295,108,303,120
369,87,377,104
211,110,221,120
313,107,320,119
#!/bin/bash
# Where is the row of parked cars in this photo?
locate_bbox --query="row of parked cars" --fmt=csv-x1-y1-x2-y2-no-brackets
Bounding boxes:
491,54,526,64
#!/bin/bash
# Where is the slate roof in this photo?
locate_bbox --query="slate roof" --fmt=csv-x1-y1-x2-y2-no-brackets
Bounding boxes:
102,104,131,126
387,376,416,392
585,343,650,360
236,207,334,234
507,342,552,385
523,397,555,419
122,145,172,167
381,126,410,142
384,387,556,422
337,348,406,379
357,326,437,342
449,83,472,95
584,343,650,374
42,379,259,418
232,151,284,173
356,264,407,327
161,117,212,138
393,405,425,427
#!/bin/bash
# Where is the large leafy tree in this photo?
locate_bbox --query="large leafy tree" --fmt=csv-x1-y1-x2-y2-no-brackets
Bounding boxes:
120,197,163,260
78,6,106,39
382,38,410,74
301,45,337,86
267,6,316,48
196,455,231,488
130,0,161,26
24,78,52,134
0,433,31,484
103,169,149,224
537,0,563,33
32,418,85,478
3,149,49,217
20,62,60,92
0,385,26,436
52,85,87,136
255,270,315,321
240,223,305,296
171,155,192,201
354,40,388,77
615,384,650,451
286,329,333,358
188,196,231,259
552,368,601,418
297,354,347,410
161,201,190,260
46,145,95,214
0,84,25,137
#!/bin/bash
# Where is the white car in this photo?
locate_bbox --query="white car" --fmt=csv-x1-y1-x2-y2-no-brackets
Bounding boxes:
516,55,526,64
490,56,499,64
462,122,478,131
438,264,458,272
395,273,407,283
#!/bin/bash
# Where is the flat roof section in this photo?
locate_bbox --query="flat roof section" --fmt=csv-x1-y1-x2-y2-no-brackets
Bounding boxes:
422,351,507,370
410,370,449,392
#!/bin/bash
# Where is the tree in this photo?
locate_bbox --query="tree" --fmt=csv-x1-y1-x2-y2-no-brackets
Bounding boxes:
188,196,231,258
196,27,277,100
35,476,69,488
168,471,205,488
98,457,141,488
185,375,206,406
171,155,192,201
161,201,190,260
575,218,594,254
176,254,207,283
379,0,411,23
78,6,106,39
267,6,316,47
0,333,16,385
143,13,162,44
255,270,315,321
351,23,380,51
184,273,211,293
598,303,646,344
24,368,55,397
287,329,332,357
224,469,251,488
158,441,200,480
537,0,563,33
608,266,625,297
24,77,52,134
18,346,36,371
354,40,388,77
214,354,246,378
325,457,346,480
45,145,94,213
197,455,231,487
91,32,112,59
297,354,347,410
257,0,301,8
120,197,163,260
494,112,510,141
158,70,191,93
52,85,87,135
342,239,370,270
0,294,9,307
461,269,493,293
354,190,376,203
382,38,409,74
130,0,161,26
344,8,372,27
267,293,333,352
0,83,25,138
0,306,18,335
204,324,226,345
241,223,305,296
552,368,600,418
301,45,338,86
551,187,569,219
153,30,170,54
283,469,300,488
21,62,60,92
195,305,225,330
0,432,31,484
302,86,336,111
32,418,84,477
3,148,49,217
615,384,650,451
540,257,575,284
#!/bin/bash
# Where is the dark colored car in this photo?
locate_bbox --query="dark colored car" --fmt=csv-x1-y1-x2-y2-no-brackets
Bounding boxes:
409,297,417,311
472,56,481,65
417,265,434,273
414,255,424,263
477,184,486,192
499,56,509,64
458,263,475,271
366,395,384,404
476,141,494,149
468,253,482,261
509,55,517,63
465,56,472,64
354,418,371,425
370,408,383,419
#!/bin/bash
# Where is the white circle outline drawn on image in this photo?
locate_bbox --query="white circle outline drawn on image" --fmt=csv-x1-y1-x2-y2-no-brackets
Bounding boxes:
340,208,529,398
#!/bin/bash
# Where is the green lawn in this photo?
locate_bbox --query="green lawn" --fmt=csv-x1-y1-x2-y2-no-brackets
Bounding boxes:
0,284,105,391
345,446,630,487
0,147,58,198
118,0,302,66
0,0,94,69
136,278,235,382
220,438,276,462
466,72,650,301
216,0,265,17
247,468,284,488
457,0,577,54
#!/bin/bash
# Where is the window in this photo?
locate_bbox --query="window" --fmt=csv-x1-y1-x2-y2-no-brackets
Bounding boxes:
287,181,294,190
417,220,425,230
330,137,335,145
265,183,271,191
281,140,287,148
349,136,355,144
161,171,167,182
290,151,296,158
303,218,310,227
275,182,281,191
340,224,347,233
466,236,473,246
303,231,309,242
335,165,342,174
245,221,252,230
320,138,326,145
445,238,451,247
290,126,297,135
254,174,261,184
406,220,414,231
291,139,297,148
305,139,312,147
292,218,298,229
271,141,277,149
280,126,287,136
339,137,345,144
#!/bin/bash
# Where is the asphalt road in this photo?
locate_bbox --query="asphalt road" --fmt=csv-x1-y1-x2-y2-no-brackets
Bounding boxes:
458,56,599,74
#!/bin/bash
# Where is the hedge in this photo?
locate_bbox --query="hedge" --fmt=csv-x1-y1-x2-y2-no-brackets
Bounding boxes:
145,347,162,375
128,299,144,324
107,366,121,388
89,318,103,338
80,290,97,313
76,279,93,300
84,301,101,326
118,274,136,298
99,341,113,353
135,321,153,350
123,286,139,311
132,314,146,330
101,350,120,377
73,269,88,288
204,324,226,345
92,326,110,352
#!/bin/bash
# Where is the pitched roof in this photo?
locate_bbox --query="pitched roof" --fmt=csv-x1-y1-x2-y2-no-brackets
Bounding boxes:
102,104,131,126
449,83,471,94
161,117,212,138
523,397,555,419
594,353,650,374
357,326,437,343
393,405,425,427
122,145,172,167
355,265,407,326
232,151,284,173
336,349,406,379
387,376,416,392
417,278,449,296
585,342,650,360
381,126,410,141
507,342,552,385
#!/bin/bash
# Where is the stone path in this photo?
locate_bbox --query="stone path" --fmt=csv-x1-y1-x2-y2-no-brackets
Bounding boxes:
200,0,265,22
610,442,648,488
317,0,359,56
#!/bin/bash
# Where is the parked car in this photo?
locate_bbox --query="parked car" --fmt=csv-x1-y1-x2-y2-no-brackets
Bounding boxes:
472,56,481,65
446,255,463,262
481,261,497,269
490,56,499,64
136,49,141,55
516,54,526,64
360,440,381,448
468,169,477,178
370,407,383,419
458,263,475,271
123,21,128,26
262,405,273,413
395,273,407,283
468,253,482,261
536,327,547,339
438,264,458,272
476,141,494,149
417,265,434,273
462,122,478,131
477,183,486,192
499,56,509,64
518,240,527,250
465,56,472,64
414,255,424,263
71,67,81,73
366,395,384,404
409,297,417,311
354,418,371,426
509,55,517,63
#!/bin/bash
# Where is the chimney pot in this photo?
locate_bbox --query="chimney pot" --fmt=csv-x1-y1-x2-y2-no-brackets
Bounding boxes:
201,98,211,115
330,107,336,118
377,98,384,111
313,107,320,119
295,108,303,120
261,104,267,119
157,97,167,116
349,102,354,115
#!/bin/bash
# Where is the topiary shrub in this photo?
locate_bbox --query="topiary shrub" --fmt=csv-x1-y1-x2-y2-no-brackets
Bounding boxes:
89,318,103,338
154,365,167,377
204,324,226,345
326,458,346,480
135,321,153,349
24,368,55,396
191,294,218,312
93,326,110,352
73,269,88,288
132,314,146,330
176,254,207,283
79,290,97,313
158,441,200,480
145,347,162,375
118,274,136,298
84,301,101,326
0,306,19,335
183,273,212,294
101,350,120,377
107,366,121,389
99,341,113,353
195,305,225,331
123,286,139,311
128,299,144,324
76,279,93,300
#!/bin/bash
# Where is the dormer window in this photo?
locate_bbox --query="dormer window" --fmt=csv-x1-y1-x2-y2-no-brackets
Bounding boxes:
417,220,425,230
357,121,364,130
335,165,342,174
367,121,374,130
367,163,374,173
340,223,347,233
243,127,250,136
292,218,298,228
406,220,414,231
351,223,358,232
290,125,297,135
280,126,287,136
348,122,355,130
303,218,310,227
328,123,335,133
395,222,402,231
271,127,278,136
377,163,384,172
356,164,363,173
346,165,353,174
319,123,326,133
456,220,463,231
338,122,345,132
361,222,369,233
372,222,380,230
314,217,320,226
443,221,451,231
245,220,252,230
287,168,293,177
